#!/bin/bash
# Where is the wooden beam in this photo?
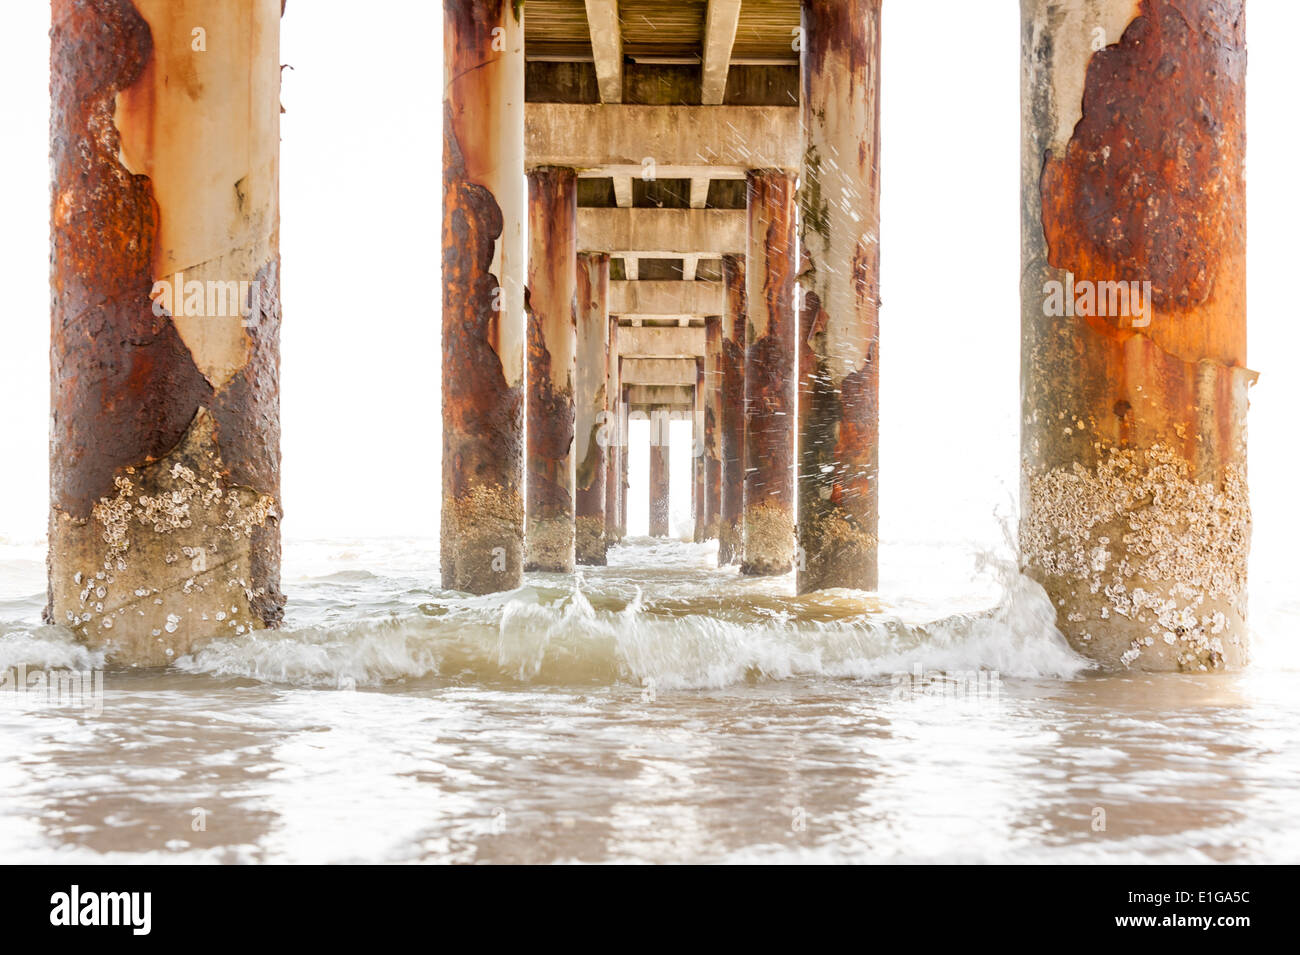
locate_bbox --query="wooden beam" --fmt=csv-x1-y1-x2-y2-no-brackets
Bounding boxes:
584,0,623,104
701,0,743,105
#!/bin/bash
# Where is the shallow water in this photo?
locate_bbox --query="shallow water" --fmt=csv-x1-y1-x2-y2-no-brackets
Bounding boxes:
1,536,1297,864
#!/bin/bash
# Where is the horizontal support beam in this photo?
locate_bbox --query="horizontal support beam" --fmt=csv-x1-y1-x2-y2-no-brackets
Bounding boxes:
526,104,801,172
578,208,745,255
627,385,695,409
609,280,724,317
621,357,698,387
616,324,706,359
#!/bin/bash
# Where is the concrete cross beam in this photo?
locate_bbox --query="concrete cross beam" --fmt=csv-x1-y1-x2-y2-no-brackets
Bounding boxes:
621,357,698,387
616,324,707,359
609,280,724,317
577,207,745,255
526,104,801,174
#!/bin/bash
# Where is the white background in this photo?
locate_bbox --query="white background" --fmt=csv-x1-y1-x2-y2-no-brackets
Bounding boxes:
0,2,1295,594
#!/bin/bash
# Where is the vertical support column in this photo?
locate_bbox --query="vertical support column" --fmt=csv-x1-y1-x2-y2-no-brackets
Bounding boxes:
1021,0,1251,670
718,254,747,565
441,0,526,594
742,170,798,576
619,383,630,537
575,252,609,565
649,407,671,538
692,359,706,542
526,166,578,572
604,316,622,546
704,318,723,542
797,0,882,594
49,0,285,665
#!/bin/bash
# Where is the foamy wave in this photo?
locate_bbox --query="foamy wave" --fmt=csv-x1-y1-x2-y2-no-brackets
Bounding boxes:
0,626,106,671
173,565,1087,689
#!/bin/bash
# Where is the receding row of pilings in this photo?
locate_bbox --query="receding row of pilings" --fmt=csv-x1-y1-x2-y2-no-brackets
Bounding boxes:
42,0,1250,672
441,0,887,595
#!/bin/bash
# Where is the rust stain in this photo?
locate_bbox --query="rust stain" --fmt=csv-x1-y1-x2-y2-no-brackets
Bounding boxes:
718,254,747,565
526,167,577,534
50,0,212,519
50,0,284,629
703,315,723,540
1040,0,1246,367
442,0,525,591
742,171,797,575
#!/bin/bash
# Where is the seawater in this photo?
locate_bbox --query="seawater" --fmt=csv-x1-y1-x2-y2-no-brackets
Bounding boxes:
0,535,1296,863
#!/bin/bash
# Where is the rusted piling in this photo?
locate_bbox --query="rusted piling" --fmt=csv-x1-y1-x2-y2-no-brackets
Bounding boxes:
604,316,622,545
48,0,285,665
704,316,723,541
442,0,527,594
718,254,747,566
1021,0,1251,670
575,252,609,565
797,0,882,594
619,385,631,537
526,166,578,572
649,407,671,538
692,359,707,542
742,170,798,576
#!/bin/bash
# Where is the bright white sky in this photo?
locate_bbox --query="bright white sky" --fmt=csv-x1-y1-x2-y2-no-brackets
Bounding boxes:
0,2,1296,589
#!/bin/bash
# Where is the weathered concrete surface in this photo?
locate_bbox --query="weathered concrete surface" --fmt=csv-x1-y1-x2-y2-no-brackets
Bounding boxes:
616,325,707,359
797,0,882,594
704,316,723,541
742,170,797,576
575,252,609,565
718,254,747,566
649,409,671,538
442,0,527,595
578,208,745,256
625,385,696,407
622,358,699,387
526,104,801,175
609,281,725,318
604,316,623,544
693,359,706,542
1021,0,1252,671
526,166,578,572
49,0,284,665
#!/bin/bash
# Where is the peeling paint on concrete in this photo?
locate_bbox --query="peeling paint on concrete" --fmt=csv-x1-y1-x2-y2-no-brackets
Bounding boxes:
525,167,577,572
718,254,747,566
1021,0,1251,671
442,0,527,593
797,0,881,594
49,0,283,662
741,170,797,576
575,252,609,565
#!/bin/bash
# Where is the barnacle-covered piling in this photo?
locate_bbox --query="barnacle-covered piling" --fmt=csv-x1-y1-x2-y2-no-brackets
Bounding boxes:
1021,0,1252,670
49,0,285,665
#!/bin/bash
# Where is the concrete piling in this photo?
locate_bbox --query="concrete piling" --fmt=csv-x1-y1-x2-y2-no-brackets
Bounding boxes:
796,0,882,594
1020,0,1251,670
525,166,578,572
575,252,610,565
49,0,285,664
741,170,798,576
441,0,527,594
